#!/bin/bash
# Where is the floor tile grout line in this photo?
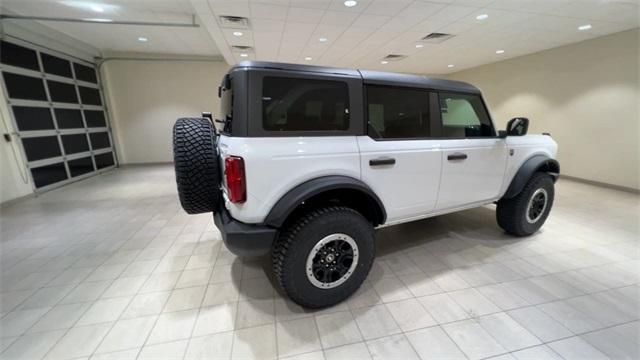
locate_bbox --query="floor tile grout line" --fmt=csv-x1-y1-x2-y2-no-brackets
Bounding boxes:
88,252,170,359
183,240,222,360
61,218,198,359
133,221,195,360
35,275,123,359
474,317,640,360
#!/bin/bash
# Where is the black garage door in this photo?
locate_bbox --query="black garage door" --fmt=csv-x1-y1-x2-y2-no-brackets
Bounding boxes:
1,39,116,190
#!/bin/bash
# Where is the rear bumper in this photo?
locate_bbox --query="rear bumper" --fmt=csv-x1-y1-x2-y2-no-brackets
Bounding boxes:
213,207,276,257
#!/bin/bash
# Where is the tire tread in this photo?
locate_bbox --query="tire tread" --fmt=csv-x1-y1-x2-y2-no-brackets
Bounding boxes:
173,117,220,214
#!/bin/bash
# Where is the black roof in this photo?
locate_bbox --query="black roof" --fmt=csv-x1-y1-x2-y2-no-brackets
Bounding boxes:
232,61,480,94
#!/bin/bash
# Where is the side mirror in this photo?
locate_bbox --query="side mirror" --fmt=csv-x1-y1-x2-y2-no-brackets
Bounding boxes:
506,117,529,136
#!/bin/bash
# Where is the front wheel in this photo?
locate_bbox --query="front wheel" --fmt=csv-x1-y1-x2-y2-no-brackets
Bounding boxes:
272,206,375,308
497,172,555,236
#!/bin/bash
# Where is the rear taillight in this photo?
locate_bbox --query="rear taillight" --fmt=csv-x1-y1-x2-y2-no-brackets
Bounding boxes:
225,156,246,203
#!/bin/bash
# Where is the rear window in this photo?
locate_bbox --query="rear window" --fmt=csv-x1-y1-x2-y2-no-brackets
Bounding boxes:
262,76,349,132
367,85,431,139
219,75,233,134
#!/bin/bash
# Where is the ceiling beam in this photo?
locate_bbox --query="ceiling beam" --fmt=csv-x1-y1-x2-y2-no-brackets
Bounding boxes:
0,14,200,28
189,0,235,66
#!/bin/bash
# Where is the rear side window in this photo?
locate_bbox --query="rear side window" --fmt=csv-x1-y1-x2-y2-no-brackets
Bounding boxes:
439,93,493,137
366,86,431,139
262,77,349,132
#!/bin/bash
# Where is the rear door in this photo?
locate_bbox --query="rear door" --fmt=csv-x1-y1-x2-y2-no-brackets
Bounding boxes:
435,92,507,210
358,85,442,223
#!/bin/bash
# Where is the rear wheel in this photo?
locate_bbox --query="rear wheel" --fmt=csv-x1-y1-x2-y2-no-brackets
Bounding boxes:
273,206,375,308
497,172,554,236
173,117,221,214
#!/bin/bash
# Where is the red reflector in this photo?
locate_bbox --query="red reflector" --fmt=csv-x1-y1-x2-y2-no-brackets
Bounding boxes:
225,156,246,203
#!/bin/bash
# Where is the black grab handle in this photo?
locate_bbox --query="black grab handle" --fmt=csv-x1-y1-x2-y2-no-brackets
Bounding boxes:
369,158,396,166
447,153,468,161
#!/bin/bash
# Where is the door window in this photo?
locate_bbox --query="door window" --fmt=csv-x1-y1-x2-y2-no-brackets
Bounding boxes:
366,86,431,139
439,93,494,137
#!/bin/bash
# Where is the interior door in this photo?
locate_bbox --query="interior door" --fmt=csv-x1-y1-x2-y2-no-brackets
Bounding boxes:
435,92,507,210
358,86,442,223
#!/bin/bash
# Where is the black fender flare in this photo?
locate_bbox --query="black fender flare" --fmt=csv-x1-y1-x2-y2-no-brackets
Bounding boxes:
264,175,387,228
503,155,560,199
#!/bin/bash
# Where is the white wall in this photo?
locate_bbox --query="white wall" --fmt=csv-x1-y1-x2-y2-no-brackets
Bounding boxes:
447,29,639,190
101,58,229,164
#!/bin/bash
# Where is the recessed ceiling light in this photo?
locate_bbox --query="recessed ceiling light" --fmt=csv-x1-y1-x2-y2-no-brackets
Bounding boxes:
319,37,328,42
381,61,388,64
448,64,455,68
137,37,148,42
233,31,243,36
578,24,592,31
476,14,488,20
61,1,117,13
415,44,424,48
85,18,112,22
240,53,248,57
304,57,312,61
344,0,357,7
496,49,505,54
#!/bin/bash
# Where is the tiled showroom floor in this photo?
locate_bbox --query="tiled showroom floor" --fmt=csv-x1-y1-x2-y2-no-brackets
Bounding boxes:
0,165,638,360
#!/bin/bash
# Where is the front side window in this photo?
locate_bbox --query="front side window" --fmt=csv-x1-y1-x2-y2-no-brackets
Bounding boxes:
262,77,349,132
439,93,494,137
367,86,431,139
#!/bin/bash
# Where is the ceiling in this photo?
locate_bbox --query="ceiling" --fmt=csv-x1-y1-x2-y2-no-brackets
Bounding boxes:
1,0,638,74
1,0,222,57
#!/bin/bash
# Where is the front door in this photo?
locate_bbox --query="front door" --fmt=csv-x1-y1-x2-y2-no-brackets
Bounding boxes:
358,86,442,223
435,92,507,210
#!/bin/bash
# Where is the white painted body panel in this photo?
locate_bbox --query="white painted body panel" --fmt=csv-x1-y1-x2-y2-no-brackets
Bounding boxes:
219,133,558,226
357,136,441,223
500,135,559,196
218,135,361,224
437,138,508,210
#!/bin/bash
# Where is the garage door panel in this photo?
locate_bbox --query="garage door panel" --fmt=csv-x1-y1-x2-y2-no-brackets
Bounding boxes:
1,39,116,190
12,106,55,131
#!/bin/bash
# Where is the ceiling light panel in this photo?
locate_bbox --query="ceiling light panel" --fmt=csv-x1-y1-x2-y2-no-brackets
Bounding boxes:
187,0,640,73
60,1,119,13
363,0,411,16
250,3,288,21
287,7,325,24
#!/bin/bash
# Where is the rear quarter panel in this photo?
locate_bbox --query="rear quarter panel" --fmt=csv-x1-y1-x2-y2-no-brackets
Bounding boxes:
218,135,361,224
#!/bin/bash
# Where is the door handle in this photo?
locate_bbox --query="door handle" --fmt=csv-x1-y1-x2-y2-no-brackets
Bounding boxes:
369,157,396,166
447,153,467,161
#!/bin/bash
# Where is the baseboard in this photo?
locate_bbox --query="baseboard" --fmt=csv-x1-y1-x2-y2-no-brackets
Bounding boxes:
560,174,639,194
0,192,37,208
119,162,173,167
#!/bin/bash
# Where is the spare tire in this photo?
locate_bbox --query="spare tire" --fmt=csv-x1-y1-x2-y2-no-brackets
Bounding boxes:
173,117,221,214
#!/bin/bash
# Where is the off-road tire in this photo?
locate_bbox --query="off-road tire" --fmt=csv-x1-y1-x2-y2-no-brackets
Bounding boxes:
272,206,375,308
173,117,220,214
497,172,554,236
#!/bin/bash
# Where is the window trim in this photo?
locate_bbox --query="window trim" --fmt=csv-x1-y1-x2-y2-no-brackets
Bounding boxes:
436,91,498,139
246,70,364,137
364,84,441,141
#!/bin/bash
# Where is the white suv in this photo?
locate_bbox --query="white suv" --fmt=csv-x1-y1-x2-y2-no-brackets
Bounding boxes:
173,61,559,308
